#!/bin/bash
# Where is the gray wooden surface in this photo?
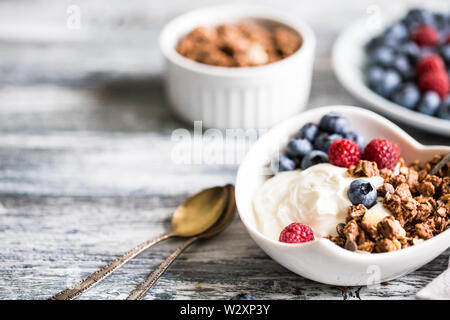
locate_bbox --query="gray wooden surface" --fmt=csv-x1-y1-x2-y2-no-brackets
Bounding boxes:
0,0,449,300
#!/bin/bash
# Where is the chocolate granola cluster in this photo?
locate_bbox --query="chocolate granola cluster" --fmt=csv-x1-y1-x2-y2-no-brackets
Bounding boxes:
175,21,302,67
328,156,449,253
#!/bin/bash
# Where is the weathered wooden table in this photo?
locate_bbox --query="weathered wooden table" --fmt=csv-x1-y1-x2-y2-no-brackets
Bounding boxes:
0,0,449,300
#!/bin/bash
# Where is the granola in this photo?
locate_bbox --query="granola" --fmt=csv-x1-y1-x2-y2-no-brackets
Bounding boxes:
175,21,302,67
329,156,449,253
347,160,379,177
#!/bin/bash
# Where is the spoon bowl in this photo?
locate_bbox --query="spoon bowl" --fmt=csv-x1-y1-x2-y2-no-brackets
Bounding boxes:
172,186,229,237
200,185,236,239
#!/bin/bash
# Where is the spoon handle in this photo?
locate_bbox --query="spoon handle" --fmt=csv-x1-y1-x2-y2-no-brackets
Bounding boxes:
126,236,199,300
51,232,174,300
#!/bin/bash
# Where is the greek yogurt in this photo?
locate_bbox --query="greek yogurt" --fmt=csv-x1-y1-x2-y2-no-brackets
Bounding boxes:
252,163,391,240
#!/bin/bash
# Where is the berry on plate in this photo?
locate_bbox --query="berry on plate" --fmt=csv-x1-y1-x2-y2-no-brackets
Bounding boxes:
392,83,420,109
404,9,435,29
393,54,413,79
411,24,440,47
301,150,329,170
347,179,378,209
416,54,446,76
364,8,450,121
372,68,402,98
279,222,314,243
362,138,401,169
397,41,421,60
437,96,450,120
418,70,449,99
445,32,450,44
417,91,441,115
441,45,450,64
383,22,408,41
367,65,385,88
370,46,396,68
365,36,393,53
328,139,361,168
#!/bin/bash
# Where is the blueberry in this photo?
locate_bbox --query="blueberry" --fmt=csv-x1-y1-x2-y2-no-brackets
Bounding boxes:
286,138,312,158
417,91,441,116
318,112,349,134
347,179,377,209
301,150,329,170
397,42,421,61
418,47,438,59
383,22,408,41
365,36,383,53
434,13,448,31
405,8,435,30
231,293,257,300
437,96,450,120
370,46,396,68
372,69,402,98
313,132,329,152
328,133,343,145
295,122,319,142
313,132,342,152
344,131,365,150
440,44,450,64
392,83,420,109
439,29,450,42
365,36,396,53
271,154,296,174
367,65,385,88
393,54,413,79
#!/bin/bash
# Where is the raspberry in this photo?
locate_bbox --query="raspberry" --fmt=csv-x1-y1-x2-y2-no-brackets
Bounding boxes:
279,222,314,244
362,138,401,169
328,139,361,168
415,54,446,76
418,70,449,99
411,24,440,47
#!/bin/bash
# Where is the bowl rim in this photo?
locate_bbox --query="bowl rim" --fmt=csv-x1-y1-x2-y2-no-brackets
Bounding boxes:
235,105,450,261
158,3,316,78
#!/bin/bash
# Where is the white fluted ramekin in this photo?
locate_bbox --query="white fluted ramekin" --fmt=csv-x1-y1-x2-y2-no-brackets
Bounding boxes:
159,4,315,129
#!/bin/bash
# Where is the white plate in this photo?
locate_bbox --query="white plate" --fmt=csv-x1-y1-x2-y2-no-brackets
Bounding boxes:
332,14,450,137
236,106,450,286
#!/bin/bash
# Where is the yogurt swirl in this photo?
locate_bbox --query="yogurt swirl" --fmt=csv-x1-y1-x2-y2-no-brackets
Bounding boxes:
252,163,390,240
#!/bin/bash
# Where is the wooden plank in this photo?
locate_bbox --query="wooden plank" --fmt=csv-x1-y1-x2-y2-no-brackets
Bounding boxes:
0,0,448,300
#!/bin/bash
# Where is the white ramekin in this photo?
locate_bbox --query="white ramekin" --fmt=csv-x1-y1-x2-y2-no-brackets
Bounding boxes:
159,4,316,130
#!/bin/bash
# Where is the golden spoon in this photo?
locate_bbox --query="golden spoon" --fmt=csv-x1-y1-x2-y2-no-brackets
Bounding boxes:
51,185,230,300
126,184,236,300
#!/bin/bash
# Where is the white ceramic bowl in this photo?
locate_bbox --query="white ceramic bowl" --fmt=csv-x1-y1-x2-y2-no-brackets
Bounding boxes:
332,10,450,136
236,105,450,286
159,4,315,130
